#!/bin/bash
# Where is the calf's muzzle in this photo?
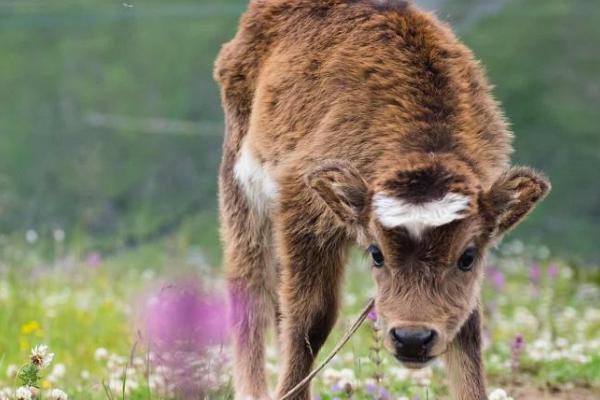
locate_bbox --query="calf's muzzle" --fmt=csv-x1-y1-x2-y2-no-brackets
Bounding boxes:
390,326,438,362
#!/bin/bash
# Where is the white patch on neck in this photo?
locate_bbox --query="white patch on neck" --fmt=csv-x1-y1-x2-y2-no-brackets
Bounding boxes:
234,141,278,214
373,192,471,238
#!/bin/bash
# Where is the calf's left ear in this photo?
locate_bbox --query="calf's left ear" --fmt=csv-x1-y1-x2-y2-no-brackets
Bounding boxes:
484,167,551,237
305,160,370,226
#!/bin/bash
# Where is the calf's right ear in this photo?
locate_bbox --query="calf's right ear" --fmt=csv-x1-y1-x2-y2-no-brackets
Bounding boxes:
305,161,370,226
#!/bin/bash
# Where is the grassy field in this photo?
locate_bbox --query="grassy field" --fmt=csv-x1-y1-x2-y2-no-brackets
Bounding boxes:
0,233,599,400
1,1,599,399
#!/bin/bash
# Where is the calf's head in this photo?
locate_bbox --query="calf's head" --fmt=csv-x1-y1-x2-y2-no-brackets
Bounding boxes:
307,157,549,368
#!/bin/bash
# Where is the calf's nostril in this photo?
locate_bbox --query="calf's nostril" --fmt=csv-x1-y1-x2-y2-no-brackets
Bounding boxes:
422,329,436,346
390,328,437,357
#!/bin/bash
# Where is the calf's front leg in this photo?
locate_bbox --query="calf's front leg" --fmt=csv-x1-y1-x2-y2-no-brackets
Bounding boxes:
444,307,487,400
274,217,348,400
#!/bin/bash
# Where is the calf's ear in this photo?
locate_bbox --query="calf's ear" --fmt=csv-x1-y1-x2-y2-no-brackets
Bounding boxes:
306,161,370,226
484,167,550,237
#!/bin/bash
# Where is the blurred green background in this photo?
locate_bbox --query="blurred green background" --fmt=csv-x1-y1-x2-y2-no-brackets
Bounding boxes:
0,0,599,260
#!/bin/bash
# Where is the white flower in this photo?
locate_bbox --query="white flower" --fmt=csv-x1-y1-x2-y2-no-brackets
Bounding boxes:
53,363,66,376
0,388,13,400
6,364,18,378
25,230,38,244
15,386,32,400
94,347,109,361
49,388,68,400
489,388,513,400
80,370,91,380
30,345,55,369
48,363,66,382
142,269,155,281
388,366,409,381
0,281,10,302
53,229,65,242
555,337,569,349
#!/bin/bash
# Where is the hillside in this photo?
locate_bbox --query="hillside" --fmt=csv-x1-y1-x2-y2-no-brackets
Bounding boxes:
0,0,598,259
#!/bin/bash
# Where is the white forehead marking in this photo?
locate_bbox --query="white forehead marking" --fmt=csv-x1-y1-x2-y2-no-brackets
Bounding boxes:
234,141,278,214
373,192,471,238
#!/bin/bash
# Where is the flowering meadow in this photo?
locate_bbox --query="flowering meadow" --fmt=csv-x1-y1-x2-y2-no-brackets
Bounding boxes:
0,233,599,400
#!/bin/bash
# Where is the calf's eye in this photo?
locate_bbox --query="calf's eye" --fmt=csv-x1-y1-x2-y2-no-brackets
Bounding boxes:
458,247,477,272
368,245,385,267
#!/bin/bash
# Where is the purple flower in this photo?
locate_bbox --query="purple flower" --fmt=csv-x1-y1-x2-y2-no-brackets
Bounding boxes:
365,382,377,394
143,284,228,349
86,252,102,269
547,263,559,280
141,280,229,396
488,267,505,291
529,263,541,296
365,382,391,399
510,334,526,371
529,263,541,284
367,308,378,322
378,387,391,399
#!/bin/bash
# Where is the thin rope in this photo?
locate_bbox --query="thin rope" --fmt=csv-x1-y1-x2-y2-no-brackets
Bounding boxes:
278,298,375,400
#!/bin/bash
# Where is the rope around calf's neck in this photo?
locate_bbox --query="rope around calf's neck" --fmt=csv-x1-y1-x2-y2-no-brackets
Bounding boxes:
278,298,376,400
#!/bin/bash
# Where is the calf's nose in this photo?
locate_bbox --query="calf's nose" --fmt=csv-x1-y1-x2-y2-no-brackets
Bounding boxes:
390,327,437,358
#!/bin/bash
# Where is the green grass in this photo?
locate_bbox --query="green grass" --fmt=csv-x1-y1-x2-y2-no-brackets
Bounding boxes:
0,237,598,399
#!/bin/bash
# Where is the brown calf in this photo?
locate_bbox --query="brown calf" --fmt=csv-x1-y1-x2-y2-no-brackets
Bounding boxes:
214,1,550,399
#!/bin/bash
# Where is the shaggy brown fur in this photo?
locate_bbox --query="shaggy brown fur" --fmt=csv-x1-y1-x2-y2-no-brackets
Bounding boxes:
214,1,550,399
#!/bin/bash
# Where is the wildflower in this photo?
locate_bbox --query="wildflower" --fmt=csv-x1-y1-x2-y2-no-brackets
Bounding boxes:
80,370,90,380
48,363,66,383
15,386,32,400
364,381,391,399
367,308,378,322
510,334,525,371
529,263,541,296
94,347,109,361
0,281,10,301
547,263,559,280
30,345,55,369
21,321,41,336
53,229,65,243
49,388,68,400
142,269,155,281
25,230,38,244
0,388,13,400
86,252,102,268
6,364,18,378
489,388,514,400
488,267,505,291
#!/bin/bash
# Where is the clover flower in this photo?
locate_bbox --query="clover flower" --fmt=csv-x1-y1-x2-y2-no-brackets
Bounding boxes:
94,347,109,361
49,388,68,400
15,387,32,400
489,388,514,400
6,364,18,379
30,345,54,369
0,388,13,400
